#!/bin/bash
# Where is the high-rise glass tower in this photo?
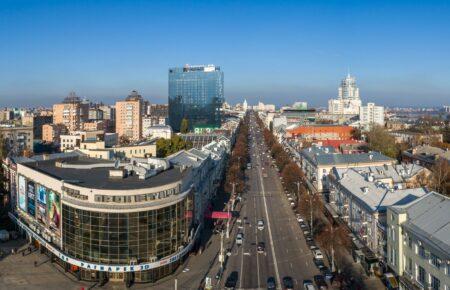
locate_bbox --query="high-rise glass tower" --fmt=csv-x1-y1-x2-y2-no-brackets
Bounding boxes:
169,64,224,132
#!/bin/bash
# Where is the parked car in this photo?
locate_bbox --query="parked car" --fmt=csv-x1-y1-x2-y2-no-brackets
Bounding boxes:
225,271,239,290
282,276,294,290
313,259,325,269
267,276,276,290
313,249,324,260
300,223,308,229
297,216,304,223
320,266,333,280
313,275,328,289
303,279,316,290
305,236,315,246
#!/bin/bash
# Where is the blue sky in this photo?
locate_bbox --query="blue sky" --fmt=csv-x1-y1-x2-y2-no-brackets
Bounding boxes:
0,0,449,107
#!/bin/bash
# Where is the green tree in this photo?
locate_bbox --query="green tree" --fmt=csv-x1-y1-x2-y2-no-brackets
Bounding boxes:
180,118,189,133
366,125,399,158
156,135,192,157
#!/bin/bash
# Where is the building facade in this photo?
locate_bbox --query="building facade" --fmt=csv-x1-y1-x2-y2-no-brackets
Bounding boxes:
168,64,224,132
53,93,89,133
0,125,34,156
387,192,450,290
328,74,362,115
115,90,144,141
360,102,385,130
42,124,68,144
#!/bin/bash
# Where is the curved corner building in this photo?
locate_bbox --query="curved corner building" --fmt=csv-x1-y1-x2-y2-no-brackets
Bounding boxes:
12,156,197,283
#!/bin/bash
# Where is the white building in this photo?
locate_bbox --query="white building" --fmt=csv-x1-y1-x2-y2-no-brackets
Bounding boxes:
144,125,173,139
243,99,248,111
328,74,362,115
387,192,450,290
328,165,428,262
360,103,385,130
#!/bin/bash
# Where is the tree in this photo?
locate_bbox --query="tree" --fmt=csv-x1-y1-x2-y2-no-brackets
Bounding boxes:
180,118,189,133
366,125,399,158
119,135,131,146
156,135,192,157
431,159,450,196
350,127,362,140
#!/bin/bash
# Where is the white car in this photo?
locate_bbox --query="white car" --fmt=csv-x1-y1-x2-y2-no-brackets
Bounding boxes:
236,233,244,245
297,217,304,223
313,249,324,260
257,220,265,230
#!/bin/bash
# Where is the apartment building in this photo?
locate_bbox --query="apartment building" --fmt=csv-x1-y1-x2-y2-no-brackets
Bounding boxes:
52,93,89,132
115,90,144,141
42,124,68,143
0,125,34,156
387,192,449,290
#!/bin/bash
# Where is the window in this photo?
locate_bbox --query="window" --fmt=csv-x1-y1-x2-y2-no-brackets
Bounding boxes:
430,253,440,269
418,266,426,285
431,275,440,290
418,245,426,258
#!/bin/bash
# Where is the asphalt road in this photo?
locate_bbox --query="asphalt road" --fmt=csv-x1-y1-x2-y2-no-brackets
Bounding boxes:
221,114,320,290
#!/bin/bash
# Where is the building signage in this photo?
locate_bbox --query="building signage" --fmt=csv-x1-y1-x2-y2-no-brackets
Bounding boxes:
18,175,27,212
10,213,198,273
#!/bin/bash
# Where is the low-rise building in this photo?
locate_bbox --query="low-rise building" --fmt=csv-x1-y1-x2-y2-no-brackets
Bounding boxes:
299,145,395,192
386,192,450,290
143,125,173,139
42,124,67,144
328,165,428,264
287,125,354,141
0,125,34,156
390,132,443,146
402,145,450,168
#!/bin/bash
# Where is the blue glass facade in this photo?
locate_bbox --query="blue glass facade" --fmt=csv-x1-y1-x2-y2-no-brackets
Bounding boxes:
168,65,224,132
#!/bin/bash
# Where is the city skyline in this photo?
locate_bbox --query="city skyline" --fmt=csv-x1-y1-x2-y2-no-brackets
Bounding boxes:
1,1,450,107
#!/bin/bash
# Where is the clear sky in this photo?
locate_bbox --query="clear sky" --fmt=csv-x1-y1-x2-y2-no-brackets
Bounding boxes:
1,0,449,107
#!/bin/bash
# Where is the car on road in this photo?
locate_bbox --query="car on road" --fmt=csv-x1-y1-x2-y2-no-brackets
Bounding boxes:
236,233,244,245
303,230,310,236
257,219,265,230
313,249,324,260
290,201,296,208
267,276,276,290
310,245,318,251
300,222,308,229
257,242,265,253
303,279,316,290
313,275,328,289
288,196,294,201
282,276,294,290
297,216,304,223
225,271,239,290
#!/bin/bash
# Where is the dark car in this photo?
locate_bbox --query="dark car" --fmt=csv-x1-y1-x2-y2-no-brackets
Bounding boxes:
313,258,325,269
225,271,238,290
305,236,314,246
267,276,276,290
320,266,334,280
283,276,294,290
314,275,328,289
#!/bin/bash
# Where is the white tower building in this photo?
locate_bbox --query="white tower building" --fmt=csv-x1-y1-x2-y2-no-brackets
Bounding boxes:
328,74,362,115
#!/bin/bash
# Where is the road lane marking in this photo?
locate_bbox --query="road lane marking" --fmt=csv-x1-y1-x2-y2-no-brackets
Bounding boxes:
257,145,281,289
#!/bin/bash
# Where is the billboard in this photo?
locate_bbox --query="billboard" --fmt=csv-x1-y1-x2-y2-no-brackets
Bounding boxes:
48,190,61,235
36,185,47,225
18,175,27,212
27,181,36,217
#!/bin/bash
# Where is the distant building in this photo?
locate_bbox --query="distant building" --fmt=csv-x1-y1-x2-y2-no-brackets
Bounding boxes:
98,105,115,120
387,192,450,289
88,108,104,120
115,90,144,141
287,125,354,141
292,101,308,110
402,145,450,168
390,132,443,146
143,125,173,139
243,99,248,111
22,113,53,140
42,124,67,144
328,74,362,115
0,125,34,156
52,92,89,132
359,102,385,130
169,64,224,132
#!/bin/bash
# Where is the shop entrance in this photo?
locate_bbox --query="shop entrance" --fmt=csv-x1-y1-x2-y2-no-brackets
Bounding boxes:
109,272,124,282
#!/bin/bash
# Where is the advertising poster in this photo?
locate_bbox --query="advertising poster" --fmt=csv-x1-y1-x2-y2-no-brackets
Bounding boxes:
48,190,61,235
36,185,47,225
27,180,36,217
18,175,27,212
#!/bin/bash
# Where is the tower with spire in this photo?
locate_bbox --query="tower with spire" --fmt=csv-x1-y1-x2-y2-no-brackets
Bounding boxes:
328,73,362,115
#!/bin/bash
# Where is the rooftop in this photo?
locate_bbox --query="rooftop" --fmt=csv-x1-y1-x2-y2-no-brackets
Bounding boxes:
301,145,393,166
332,167,427,213
390,192,450,259
22,156,184,190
